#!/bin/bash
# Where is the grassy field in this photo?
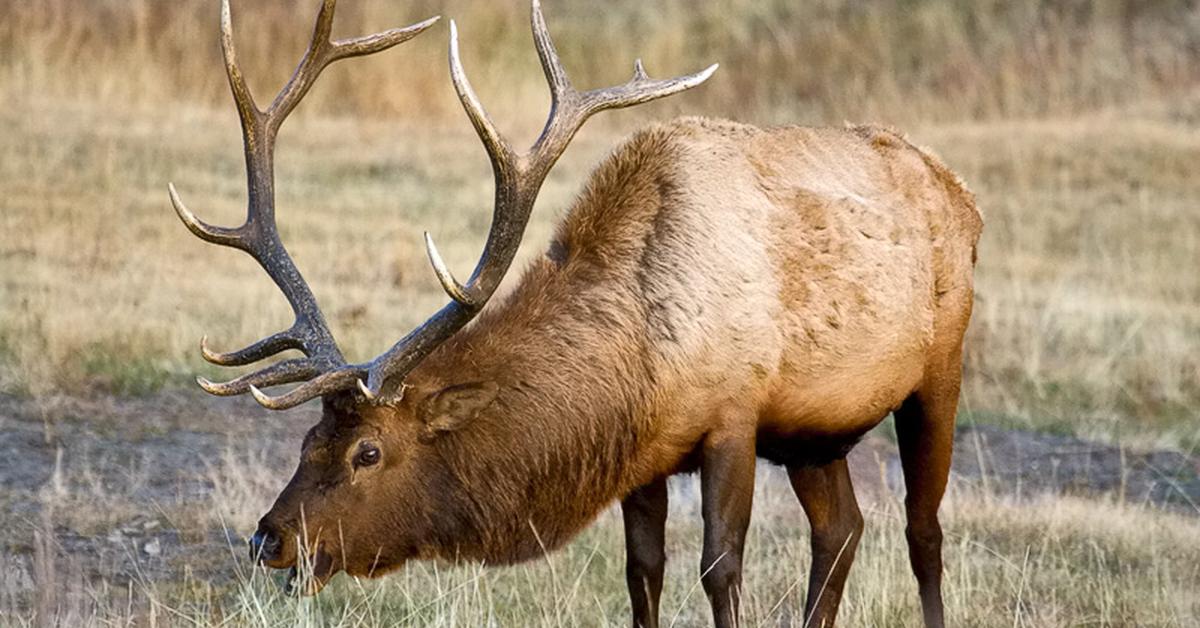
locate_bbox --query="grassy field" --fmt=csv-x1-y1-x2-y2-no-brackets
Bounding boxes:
2,0,1198,440
1,0,1199,625
3,100,1197,448
21,486,1200,626
2,392,1197,626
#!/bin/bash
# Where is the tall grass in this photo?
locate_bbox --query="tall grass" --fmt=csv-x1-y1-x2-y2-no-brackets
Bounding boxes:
6,454,1200,626
2,0,1199,124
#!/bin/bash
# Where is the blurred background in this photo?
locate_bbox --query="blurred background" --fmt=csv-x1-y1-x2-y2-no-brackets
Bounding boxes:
1,0,1199,625
5,0,1200,122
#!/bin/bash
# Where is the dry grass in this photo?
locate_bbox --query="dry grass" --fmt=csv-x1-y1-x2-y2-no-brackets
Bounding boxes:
938,117,1200,447
2,1,1198,446
4,445,1199,627
2,0,1199,125
2,96,1198,447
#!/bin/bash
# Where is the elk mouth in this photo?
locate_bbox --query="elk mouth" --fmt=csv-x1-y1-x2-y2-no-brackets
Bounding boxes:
283,545,337,596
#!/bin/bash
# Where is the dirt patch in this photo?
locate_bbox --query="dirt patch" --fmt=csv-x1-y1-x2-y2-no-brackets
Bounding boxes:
0,391,314,591
845,425,1199,515
951,424,1200,513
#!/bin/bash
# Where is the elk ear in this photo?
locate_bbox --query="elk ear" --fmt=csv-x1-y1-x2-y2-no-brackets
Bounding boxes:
419,381,499,435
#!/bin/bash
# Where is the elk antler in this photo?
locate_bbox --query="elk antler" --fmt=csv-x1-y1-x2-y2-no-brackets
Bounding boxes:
169,0,438,400
365,6,717,383
178,0,716,410
334,1,718,403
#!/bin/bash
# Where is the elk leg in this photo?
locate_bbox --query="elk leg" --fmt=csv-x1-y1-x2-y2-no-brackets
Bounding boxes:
700,431,756,628
621,477,669,628
788,457,863,628
895,363,962,628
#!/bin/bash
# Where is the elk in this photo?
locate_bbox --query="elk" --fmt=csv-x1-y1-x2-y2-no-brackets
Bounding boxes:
169,1,981,626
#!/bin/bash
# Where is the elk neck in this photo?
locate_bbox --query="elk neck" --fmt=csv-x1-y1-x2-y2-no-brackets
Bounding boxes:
407,254,660,563
402,126,697,564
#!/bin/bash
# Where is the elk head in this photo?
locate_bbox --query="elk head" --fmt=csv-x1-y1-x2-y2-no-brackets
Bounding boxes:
169,0,714,592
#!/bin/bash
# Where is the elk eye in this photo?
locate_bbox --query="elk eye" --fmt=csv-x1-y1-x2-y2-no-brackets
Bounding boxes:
355,445,381,468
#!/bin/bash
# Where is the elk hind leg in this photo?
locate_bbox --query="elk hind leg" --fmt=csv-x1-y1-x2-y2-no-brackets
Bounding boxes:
895,358,962,628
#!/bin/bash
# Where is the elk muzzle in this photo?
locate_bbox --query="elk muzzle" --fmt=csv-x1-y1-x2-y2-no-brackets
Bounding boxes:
249,522,284,564
249,513,341,595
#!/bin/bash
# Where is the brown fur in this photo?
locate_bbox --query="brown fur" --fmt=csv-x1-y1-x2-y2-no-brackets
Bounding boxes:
257,116,981,625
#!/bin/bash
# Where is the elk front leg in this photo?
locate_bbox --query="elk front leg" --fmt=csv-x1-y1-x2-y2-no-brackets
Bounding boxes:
700,428,756,628
789,457,863,628
622,477,669,628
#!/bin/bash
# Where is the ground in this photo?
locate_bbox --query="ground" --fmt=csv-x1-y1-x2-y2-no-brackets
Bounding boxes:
1,390,1198,626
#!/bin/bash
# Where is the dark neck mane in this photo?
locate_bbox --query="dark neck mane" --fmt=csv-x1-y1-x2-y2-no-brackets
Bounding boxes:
410,124,687,563
413,256,654,563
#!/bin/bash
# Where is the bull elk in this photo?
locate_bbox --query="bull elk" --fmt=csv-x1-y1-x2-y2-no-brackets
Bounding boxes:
169,1,982,626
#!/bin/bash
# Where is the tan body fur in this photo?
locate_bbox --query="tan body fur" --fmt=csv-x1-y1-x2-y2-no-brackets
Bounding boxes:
394,116,982,565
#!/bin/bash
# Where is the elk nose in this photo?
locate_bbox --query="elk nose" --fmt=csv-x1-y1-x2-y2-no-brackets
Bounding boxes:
249,525,282,563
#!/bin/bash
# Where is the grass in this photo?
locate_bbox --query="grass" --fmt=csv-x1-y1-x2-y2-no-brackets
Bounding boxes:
5,449,1199,627
2,0,1198,125
2,1,1198,445
3,97,1198,448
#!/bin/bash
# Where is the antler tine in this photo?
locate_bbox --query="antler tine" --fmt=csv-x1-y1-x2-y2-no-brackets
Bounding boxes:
220,0,260,137
248,367,367,410
268,0,439,128
332,15,441,60
447,20,514,168
196,357,325,397
529,0,571,104
424,232,475,307
200,331,304,367
168,183,245,249
577,60,719,115
354,1,716,398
